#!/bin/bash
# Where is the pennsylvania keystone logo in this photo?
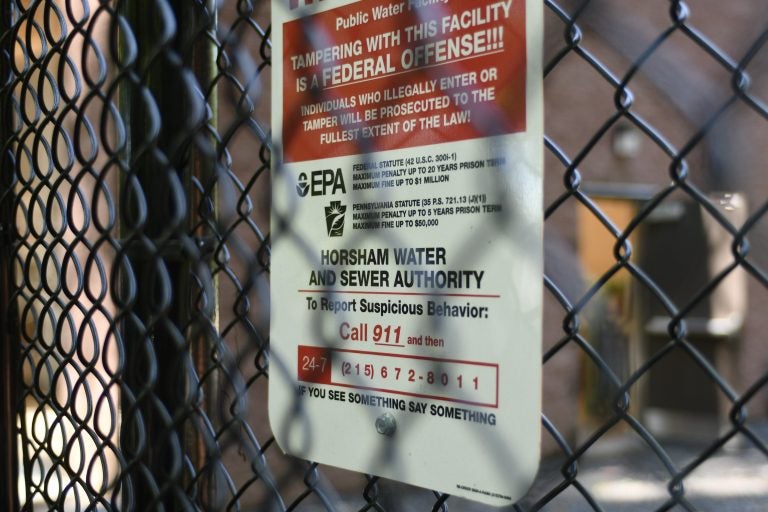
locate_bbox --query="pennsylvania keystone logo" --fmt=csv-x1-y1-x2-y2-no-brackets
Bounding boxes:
325,201,346,237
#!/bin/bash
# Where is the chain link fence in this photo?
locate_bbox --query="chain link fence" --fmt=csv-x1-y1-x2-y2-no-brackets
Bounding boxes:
1,0,767,510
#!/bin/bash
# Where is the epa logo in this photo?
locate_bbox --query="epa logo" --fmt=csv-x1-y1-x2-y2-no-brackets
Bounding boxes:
296,168,346,198
325,201,346,237
296,173,310,196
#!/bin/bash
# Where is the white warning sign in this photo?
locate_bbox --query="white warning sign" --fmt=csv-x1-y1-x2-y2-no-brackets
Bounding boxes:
270,0,543,506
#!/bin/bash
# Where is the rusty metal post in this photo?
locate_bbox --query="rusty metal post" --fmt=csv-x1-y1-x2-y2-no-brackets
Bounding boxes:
177,0,221,505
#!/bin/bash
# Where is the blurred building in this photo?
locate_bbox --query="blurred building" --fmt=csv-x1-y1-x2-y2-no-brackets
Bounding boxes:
541,0,768,448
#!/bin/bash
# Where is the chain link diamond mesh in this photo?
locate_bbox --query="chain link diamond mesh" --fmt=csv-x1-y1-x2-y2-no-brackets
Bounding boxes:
1,0,767,510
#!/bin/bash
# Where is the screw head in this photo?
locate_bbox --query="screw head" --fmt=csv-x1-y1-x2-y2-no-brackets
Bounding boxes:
375,413,397,436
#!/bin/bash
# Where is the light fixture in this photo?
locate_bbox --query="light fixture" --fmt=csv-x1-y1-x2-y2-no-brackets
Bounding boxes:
612,123,642,159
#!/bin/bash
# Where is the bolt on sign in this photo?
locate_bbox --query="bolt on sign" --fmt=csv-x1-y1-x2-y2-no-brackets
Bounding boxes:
270,0,543,506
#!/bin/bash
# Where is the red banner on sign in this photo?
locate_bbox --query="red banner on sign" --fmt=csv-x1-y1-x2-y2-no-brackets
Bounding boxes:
282,0,526,163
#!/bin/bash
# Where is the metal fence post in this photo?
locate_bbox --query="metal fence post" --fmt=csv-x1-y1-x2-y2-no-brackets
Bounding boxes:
117,0,219,508
0,2,19,510
118,1,185,508
178,0,222,505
